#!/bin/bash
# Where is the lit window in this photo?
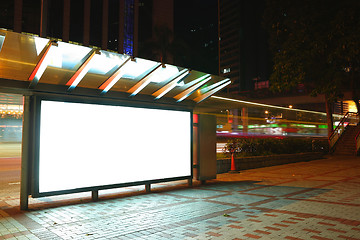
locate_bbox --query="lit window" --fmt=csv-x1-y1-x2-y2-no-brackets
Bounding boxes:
223,68,231,74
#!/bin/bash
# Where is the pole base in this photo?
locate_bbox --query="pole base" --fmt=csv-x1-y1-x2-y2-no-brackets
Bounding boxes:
228,170,239,174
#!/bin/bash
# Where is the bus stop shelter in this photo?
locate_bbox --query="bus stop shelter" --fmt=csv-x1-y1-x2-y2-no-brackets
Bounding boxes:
0,29,230,210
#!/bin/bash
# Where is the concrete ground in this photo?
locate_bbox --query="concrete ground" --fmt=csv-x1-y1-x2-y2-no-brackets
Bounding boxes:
0,145,360,239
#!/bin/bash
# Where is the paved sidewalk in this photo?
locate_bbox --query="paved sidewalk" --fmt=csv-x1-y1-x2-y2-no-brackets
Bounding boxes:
1,154,360,239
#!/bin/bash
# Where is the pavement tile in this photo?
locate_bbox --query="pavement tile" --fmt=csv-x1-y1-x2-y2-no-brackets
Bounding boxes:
243,233,262,239
1,155,360,239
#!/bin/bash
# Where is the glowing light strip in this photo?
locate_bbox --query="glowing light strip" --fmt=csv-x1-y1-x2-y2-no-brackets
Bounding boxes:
98,56,131,93
152,69,189,99
199,78,230,94
174,76,211,102
28,40,57,87
66,50,98,91
194,80,231,103
127,63,162,96
176,73,210,93
211,96,341,116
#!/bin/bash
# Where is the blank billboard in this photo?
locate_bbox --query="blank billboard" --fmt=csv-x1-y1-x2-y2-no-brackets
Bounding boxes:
38,100,191,194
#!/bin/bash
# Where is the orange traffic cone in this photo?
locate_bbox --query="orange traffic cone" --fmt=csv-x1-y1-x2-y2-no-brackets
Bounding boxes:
229,153,238,173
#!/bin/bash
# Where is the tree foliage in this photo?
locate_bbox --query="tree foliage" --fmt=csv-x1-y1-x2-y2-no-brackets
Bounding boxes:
222,138,328,157
138,25,189,66
263,0,360,109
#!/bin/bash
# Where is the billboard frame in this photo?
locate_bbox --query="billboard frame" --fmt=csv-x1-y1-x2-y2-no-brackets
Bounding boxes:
22,93,193,205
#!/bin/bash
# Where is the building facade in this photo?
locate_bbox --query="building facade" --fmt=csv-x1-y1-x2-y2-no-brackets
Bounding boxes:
0,0,173,58
218,0,269,95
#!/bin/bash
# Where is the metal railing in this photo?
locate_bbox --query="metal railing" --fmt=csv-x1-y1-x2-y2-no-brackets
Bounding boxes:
329,112,359,149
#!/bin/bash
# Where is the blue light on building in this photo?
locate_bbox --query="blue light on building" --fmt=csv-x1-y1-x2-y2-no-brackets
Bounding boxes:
124,0,134,56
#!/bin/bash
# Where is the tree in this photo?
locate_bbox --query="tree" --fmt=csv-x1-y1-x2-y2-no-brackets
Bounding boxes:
263,0,360,138
138,24,189,66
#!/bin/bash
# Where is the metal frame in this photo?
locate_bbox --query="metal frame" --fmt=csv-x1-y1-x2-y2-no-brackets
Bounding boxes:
2,30,230,104
193,78,231,103
127,63,162,96
174,74,212,102
66,49,100,91
152,69,190,99
98,56,131,93
28,40,58,88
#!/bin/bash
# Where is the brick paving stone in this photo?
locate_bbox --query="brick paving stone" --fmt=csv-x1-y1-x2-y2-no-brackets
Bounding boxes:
253,230,270,235
183,232,198,238
228,224,243,229
248,219,262,223
289,217,305,221
303,228,322,234
206,231,222,237
327,228,347,233
244,233,262,239
273,223,290,227
264,226,281,231
282,220,298,224
264,214,278,217
310,236,333,240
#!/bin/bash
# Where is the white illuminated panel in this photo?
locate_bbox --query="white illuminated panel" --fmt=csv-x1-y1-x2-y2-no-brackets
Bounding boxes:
38,101,191,193
34,36,49,56
121,58,159,79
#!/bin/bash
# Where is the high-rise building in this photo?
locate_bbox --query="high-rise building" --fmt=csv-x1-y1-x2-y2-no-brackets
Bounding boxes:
174,0,218,74
137,0,174,63
218,0,269,95
0,0,173,58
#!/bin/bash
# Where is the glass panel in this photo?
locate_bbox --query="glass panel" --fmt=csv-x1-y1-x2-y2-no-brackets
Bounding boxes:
0,93,23,143
121,58,158,80
88,50,127,75
145,64,180,83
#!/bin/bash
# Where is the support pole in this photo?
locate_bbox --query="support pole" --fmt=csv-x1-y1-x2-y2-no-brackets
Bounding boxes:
188,178,193,187
40,0,48,37
14,0,22,33
20,96,32,210
91,190,99,201
83,0,91,46
145,184,151,193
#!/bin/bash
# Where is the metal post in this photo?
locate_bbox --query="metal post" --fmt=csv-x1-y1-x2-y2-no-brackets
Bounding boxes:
188,178,192,187
14,0,22,33
145,184,151,193
40,0,48,37
83,0,91,46
91,190,99,201
118,0,125,53
102,0,109,50
20,96,32,210
133,0,139,56
63,0,70,42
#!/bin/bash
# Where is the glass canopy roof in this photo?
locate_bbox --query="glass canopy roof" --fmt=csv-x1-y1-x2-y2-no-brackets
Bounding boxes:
0,29,231,104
